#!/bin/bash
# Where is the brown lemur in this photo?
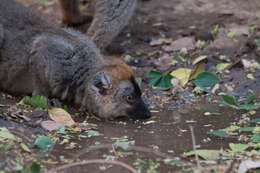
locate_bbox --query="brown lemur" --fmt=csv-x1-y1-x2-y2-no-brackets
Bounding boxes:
0,0,151,119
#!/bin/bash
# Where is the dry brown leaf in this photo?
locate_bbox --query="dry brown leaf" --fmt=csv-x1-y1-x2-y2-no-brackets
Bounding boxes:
48,108,76,127
41,120,64,131
192,55,207,65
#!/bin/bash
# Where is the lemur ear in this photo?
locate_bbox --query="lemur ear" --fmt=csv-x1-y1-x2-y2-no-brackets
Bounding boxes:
91,72,112,95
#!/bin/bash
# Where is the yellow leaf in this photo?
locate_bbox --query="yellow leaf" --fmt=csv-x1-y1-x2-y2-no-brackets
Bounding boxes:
62,139,69,144
71,127,81,132
247,73,255,80
48,108,76,127
170,68,192,86
20,143,31,153
192,55,207,65
189,64,204,80
150,110,159,113
42,160,59,164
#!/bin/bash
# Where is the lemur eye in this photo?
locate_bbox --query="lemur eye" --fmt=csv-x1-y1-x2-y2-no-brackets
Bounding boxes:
124,95,133,103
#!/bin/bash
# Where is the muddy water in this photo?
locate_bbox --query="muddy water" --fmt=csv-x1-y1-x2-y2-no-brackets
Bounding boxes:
1,100,259,172
45,104,249,173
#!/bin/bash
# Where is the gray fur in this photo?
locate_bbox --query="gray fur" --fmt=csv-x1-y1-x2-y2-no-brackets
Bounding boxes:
0,24,3,48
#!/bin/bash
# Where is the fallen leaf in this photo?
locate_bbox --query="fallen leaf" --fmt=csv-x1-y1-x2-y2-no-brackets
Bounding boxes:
34,136,54,149
229,143,249,152
239,127,255,132
170,68,192,86
252,134,260,143
0,128,16,140
221,94,237,106
211,130,228,138
87,130,101,137
247,73,255,80
238,160,260,173
41,120,64,131
192,55,207,65
48,108,76,127
30,162,41,173
114,141,134,150
185,150,220,160
194,72,220,93
216,63,231,72
189,64,204,80
20,143,31,153
224,125,240,132
227,30,236,39
147,70,174,90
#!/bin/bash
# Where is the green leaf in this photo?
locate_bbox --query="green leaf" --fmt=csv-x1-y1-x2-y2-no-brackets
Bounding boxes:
251,119,260,123
253,127,260,134
0,144,12,151
147,70,174,90
185,150,220,160
0,104,5,107
56,127,66,134
227,30,235,39
147,70,163,87
252,135,260,143
221,94,237,106
177,55,186,62
211,130,228,138
30,162,41,173
246,95,255,104
194,72,220,93
229,143,249,152
34,136,54,149
147,70,162,78
114,141,134,150
216,63,231,72
134,159,160,173
136,50,142,56
164,160,187,167
87,130,101,137
22,95,48,109
236,104,259,110
239,127,256,132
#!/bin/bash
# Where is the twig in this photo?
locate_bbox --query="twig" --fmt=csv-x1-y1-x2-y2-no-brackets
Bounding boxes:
75,144,175,160
112,144,119,159
189,125,202,173
45,159,138,173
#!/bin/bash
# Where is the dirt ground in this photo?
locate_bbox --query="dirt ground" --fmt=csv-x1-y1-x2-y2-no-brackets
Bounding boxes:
1,0,260,172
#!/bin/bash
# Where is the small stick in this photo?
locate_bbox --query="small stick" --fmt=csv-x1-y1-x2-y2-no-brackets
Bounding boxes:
190,125,202,173
112,144,119,159
45,159,138,173
75,144,175,159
